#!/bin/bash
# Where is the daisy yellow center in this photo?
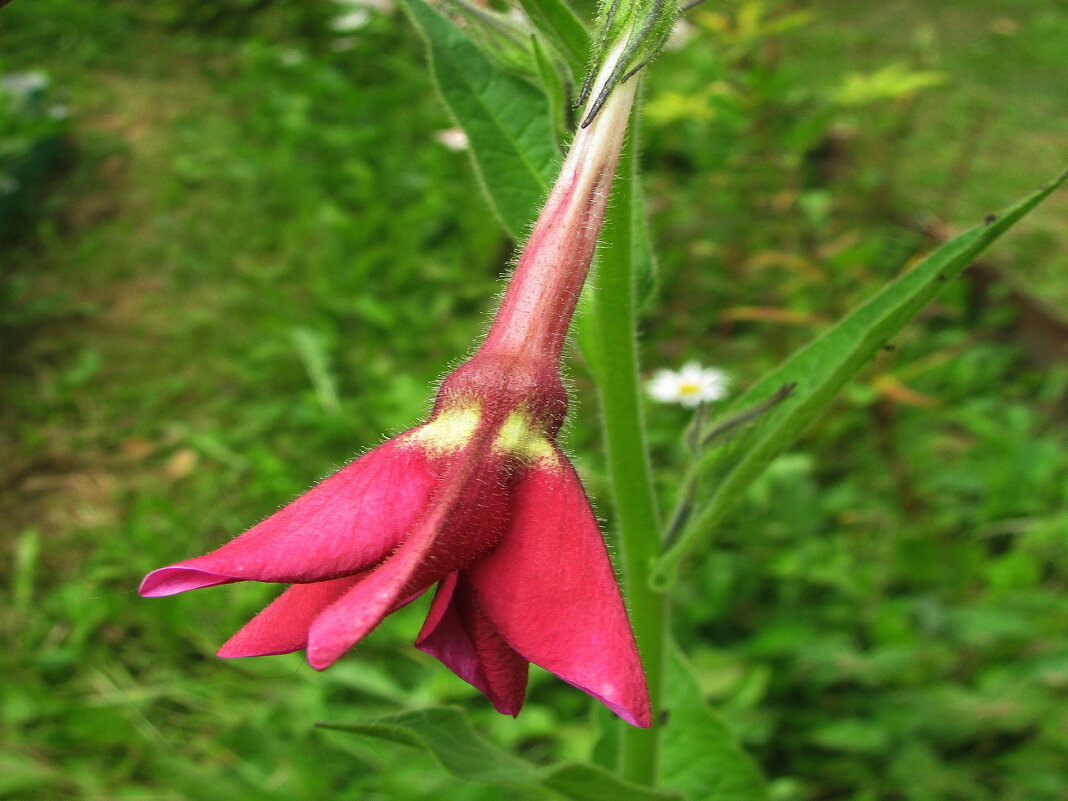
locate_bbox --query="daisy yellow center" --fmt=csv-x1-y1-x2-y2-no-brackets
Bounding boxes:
678,382,701,396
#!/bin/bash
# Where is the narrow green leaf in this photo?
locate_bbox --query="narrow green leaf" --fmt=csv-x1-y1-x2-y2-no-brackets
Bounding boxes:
661,648,770,801
319,707,681,801
446,0,540,76
516,0,591,78
531,34,570,148
403,0,559,237
656,171,1068,584
321,708,538,784
291,327,340,415
545,764,681,801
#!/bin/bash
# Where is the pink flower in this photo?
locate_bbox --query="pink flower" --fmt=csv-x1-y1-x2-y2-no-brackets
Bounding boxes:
141,56,650,727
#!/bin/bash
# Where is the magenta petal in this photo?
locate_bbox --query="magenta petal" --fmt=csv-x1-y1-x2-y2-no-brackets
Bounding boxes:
306,441,511,671
217,573,368,658
139,438,436,597
416,572,529,716
468,449,652,728
304,503,447,670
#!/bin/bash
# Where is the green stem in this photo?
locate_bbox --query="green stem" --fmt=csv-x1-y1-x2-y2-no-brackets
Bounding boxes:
589,111,666,787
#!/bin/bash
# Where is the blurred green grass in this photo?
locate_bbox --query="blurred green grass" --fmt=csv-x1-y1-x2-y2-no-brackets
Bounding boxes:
1,1,1066,799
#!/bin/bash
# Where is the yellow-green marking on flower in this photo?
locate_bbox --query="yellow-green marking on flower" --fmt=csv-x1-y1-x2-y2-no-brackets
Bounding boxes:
406,405,482,455
494,411,556,464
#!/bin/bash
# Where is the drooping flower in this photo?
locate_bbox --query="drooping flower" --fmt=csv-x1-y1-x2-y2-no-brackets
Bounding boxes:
647,362,729,407
140,42,650,727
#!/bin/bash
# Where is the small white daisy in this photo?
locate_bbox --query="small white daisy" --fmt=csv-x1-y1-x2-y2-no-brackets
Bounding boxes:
433,127,469,151
647,362,729,408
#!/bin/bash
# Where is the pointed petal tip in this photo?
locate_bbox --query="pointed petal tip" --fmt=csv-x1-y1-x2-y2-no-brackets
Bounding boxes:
305,643,342,672
215,643,241,659
416,575,529,719
216,576,370,662
468,450,652,729
141,437,439,592
414,638,525,717
139,566,234,597
620,704,652,729
567,678,651,728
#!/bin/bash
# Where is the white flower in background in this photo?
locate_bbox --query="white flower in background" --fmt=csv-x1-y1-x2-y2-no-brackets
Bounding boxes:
1,71,49,101
433,127,469,151
647,362,729,407
329,0,393,34
334,0,393,12
47,103,70,120
331,9,371,31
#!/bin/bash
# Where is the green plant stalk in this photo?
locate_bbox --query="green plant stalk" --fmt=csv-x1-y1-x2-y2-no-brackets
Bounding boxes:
589,110,667,786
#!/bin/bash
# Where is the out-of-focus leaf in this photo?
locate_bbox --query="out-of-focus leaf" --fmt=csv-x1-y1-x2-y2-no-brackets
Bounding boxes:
291,327,340,415
656,171,1068,584
515,0,590,77
661,648,770,801
446,0,539,76
0,750,62,796
832,64,946,106
807,719,891,754
531,34,570,148
588,703,622,772
403,0,558,238
319,707,681,801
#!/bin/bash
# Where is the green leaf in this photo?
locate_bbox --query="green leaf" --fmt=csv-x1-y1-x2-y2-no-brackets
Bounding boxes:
656,171,1068,584
531,34,570,148
661,648,770,801
403,0,559,238
446,0,541,77
807,719,891,755
291,327,340,415
515,0,591,78
0,750,61,797
319,707,681,801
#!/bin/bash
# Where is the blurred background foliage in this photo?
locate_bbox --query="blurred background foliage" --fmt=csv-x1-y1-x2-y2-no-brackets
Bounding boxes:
1,0,1066,799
